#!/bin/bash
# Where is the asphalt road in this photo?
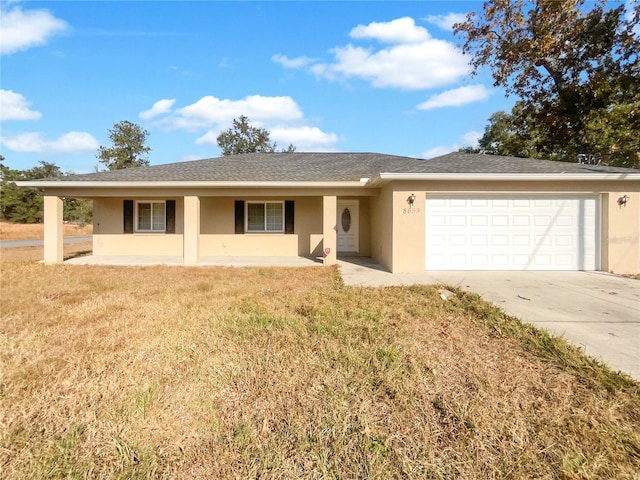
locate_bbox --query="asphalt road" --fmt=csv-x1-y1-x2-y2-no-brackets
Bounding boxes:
0,236,92,248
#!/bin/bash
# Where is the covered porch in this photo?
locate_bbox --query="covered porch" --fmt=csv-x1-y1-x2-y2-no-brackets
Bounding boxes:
41,192,373,266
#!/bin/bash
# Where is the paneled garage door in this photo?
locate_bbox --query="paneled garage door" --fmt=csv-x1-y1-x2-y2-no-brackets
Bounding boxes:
425,195,599,271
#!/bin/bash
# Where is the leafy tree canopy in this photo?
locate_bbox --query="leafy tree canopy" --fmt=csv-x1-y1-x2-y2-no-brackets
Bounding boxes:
216,115,295,156
455,0,640,167
1,157,62,223
0,156,92,224
97,120,151,170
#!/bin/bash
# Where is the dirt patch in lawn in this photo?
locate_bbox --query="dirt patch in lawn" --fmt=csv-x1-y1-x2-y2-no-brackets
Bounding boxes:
1,264,638,479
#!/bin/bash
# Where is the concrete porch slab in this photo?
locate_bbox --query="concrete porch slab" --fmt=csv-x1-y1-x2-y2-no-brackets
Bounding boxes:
64,255,323,267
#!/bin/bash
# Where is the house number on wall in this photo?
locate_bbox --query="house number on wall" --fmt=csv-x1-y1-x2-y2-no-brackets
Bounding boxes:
403,207,421,214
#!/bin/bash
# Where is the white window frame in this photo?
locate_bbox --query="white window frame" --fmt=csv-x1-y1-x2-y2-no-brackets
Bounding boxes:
246,201,284,233
135,200,166,233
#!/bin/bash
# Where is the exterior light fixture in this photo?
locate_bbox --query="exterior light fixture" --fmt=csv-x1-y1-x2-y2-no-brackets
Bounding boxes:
617,195,630,207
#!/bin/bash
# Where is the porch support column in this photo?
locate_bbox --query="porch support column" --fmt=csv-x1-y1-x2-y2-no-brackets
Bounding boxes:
322,195,337,266
183,195,200,265
43,195,64,264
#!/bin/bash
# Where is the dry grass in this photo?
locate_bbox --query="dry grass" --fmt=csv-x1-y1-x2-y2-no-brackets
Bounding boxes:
1,263,639,479
0,221,92,241
0,242,92,264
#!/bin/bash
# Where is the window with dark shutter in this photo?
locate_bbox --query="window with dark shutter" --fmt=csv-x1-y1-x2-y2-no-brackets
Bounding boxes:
285,200,294,234
235,200,245,234
165,200,176,234
123,200,134,234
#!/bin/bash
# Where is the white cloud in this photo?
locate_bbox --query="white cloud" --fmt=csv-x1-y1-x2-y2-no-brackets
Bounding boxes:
349,17,430,44
421,130,481,159
270,126,338,151
461,130,482,146
0,4,68,55
417,85,491,110
139,98,176,120
0,89,42,121
194,125,338,152
423,13,467,31
165,94,304,131
421,145,451,159
271,54,316,69
0,131,99,153
278,17,469,90
180,154,204,162
193,131,219,146
314,39,468,90
148,94,338,151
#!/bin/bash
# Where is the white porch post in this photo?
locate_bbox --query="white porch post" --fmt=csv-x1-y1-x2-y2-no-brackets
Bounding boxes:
183,196,200,265
43,195,64,264
323,195,337,266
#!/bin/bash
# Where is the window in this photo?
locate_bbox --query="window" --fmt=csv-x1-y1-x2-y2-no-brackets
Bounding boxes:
246,201,284,232
136,201,166,232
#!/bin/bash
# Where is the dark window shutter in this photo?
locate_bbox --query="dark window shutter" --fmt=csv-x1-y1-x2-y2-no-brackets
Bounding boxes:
285,200,294,234
234,200,245,234
123,200,134,234
165,200,176,233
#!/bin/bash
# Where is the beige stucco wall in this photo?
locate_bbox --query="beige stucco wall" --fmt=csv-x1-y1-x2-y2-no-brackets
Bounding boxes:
82,181,639,274
386,180,640,274
93,234,184,256
369,184,394,271
391,187,426,273
92,195,355,258
199,196,324,256
602,192,640,274
43,196,64,264
93,197,184,235
93,197,184,256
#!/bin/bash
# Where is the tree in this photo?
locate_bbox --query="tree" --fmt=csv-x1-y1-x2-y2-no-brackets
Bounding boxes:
97,120,151,170
475,103,551,159
0,156,92,224
216,115,295,156
454,0,640,167
1,157,62,223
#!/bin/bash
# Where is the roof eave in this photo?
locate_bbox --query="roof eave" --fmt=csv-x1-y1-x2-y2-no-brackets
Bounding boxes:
375,172,640,183
16,180,370,189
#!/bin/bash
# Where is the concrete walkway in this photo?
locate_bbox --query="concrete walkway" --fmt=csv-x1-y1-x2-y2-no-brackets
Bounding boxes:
339,257,640,380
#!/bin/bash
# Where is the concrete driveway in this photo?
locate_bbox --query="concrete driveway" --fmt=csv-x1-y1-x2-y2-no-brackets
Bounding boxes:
339,258,640,380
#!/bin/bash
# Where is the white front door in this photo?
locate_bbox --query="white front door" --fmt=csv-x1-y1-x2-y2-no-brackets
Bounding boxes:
337,200,359,253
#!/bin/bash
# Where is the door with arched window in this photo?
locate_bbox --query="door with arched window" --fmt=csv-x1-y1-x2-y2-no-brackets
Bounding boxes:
336,200,359,253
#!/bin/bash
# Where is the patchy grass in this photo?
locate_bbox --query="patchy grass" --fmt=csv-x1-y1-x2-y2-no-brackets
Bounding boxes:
1,264,638,479
0,221,92,240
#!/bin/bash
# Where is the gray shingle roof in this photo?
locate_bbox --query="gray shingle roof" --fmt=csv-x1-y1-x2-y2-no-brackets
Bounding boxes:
40,152,638,183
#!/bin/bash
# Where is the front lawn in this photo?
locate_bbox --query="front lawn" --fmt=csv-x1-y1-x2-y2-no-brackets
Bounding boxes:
1,264,638,479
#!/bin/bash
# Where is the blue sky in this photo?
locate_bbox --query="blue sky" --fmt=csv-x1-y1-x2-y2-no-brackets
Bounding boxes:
0,0,521,173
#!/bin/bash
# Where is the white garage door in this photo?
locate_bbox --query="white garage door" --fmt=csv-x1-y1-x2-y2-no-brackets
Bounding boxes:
425,195,599,271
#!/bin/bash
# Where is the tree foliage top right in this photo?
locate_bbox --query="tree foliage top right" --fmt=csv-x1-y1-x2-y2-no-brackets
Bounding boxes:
455,0,640,167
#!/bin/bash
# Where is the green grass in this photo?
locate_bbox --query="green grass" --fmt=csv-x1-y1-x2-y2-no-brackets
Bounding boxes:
1,263,639,479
